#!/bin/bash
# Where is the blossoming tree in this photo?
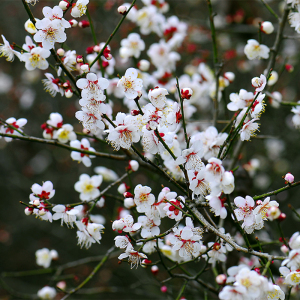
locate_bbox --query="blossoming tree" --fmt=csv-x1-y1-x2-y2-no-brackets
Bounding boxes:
1,0,300,299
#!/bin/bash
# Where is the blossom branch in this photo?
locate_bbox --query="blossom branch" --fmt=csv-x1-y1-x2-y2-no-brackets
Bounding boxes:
253,180,300,200
90,0,137,68
189,204,285,261
0,133,126,161
61,246,115,300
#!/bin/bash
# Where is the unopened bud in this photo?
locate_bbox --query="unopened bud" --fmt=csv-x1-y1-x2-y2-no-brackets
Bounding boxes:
138,59,150,72
33,199,40,206
216,274,227,285
284,172,294,184
39,207,47,216
254,267,261,274
56,281,66,291
105,53,113,60
224,72,235,83
93,45,101,52
200,245,207,253
285,64,294,73
50,249,59,259
129,160,139,171
79,20,90,28
65,89,73,98
69,19,78,27
261,21,274,34
278,213,286,221
59,0,70,11
181,88,193,100
160,286,168,293
118,183,127,194
256,200,262,205
123,192,134,198
76,55,83,63
118,5,127,15
124,197,135,209
80,63,90,73
151,265,159,275
57,48,65,57
131,109,140,116
280,245,289,253
25,207,33,215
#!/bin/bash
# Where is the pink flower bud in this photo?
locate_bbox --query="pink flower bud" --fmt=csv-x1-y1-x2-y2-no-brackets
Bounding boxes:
284,172,294,184
93,45,101,52
254,267,261,274
25,207,33,215
181,88,193,100
285,64,294,73
118,5,127,15
161,286,168,293
256,200,262,205
57,48,65,57
33,199,40,206
216,274,227,285
79,20,90,28
118,183,127,194
280,245,289,253
65,89,73,98
59,0,70,11
278,213,286,222
69,19,78,27
261,21,274,34
266,206,281,221
80,63,90,73
129,160,139,171
56,281,66,291
151,265,159,275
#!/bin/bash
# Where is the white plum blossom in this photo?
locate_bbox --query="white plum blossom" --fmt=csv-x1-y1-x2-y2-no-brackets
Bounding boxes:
35,248,58,268
219,285,247,300
106,112,140,150
0,35,20,62
74,174,103,202
75,107,105,134
163,196,185,221
244,39,270,60
252,74,267,92
188,169,210,198
42,6,70,29
176,141,205,170
206,194,227,219
70,138,96,167
94,166,118,181
76,218,104,249
76,73,109,102
207,242,227,265
292,102,300,128
112,214,141,233
117,68,143,99
37,286,57,300
42,73,64,97
71,0,89,18
239,119,259,141
134,184,155,213
21,47,50,71
227,89,254,111
34,19,67,50
56,124,76,143
205,157,225,183
148,87,168,109
30,181,55,202
52,204,83,227
289,9,300,33
234,196,255,228
120,33,145,61
118,250,147,269
114,235,133,252
0,117,27,142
